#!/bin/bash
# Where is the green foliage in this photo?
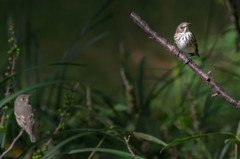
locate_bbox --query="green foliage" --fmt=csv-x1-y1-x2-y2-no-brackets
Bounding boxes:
0,0,240,159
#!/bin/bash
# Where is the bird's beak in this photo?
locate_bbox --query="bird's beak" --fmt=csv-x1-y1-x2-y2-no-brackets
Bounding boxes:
187,23,191,26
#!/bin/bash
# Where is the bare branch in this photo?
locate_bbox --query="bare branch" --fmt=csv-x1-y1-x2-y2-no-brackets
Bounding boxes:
130,12,240,109
124,135,138,159
1,24,19,127
0,129,24,159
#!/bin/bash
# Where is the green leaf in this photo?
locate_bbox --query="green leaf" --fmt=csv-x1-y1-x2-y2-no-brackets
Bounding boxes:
161,132,234,152
42,132,94,159
144,63,184,107
66,148,146,159
88,135,106,159
133,132,167,146
48,62,86,67
17,137,49,159
225,137,240,144
24,62,86,72
0,127,7,133
0,80,64,109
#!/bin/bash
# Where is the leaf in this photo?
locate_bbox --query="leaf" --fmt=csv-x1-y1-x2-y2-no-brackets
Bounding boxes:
161,132,234,152
219,142,231,159
17,137,49,159
225,138,240,144
144,63,184,107
24,62,86,72
0,127,7,133
133,132,167,146
66,148,146,159
42,128,129,158
42,132,94,159
48,62,86,67
67,32,109,62
0,80,64,109
88,135,106,159
18,129,109,159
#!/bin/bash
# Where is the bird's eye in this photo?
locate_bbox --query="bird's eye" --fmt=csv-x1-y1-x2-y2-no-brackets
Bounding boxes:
180,26,183,29
21,97,25,101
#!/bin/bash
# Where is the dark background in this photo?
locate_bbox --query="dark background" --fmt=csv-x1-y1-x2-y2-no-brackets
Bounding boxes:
1,0,240,158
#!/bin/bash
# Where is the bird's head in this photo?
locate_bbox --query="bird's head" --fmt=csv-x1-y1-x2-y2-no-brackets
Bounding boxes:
16,94,30,104
176,22,191,34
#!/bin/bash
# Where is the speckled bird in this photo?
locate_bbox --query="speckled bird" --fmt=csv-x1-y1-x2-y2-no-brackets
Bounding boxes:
14,94,36,143
174,22,199,57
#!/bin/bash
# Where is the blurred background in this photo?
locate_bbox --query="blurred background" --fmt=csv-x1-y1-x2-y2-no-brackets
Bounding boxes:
0,0,232,94
1,0,240,158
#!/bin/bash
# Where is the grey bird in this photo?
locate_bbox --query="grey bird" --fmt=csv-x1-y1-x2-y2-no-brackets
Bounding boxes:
14,94,36,143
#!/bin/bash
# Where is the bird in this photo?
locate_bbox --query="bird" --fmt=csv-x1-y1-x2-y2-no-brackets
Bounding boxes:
14,94,36,143
174,22,199,57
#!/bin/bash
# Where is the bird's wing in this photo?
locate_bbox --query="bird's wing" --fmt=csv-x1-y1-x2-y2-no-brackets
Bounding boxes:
191,32,199,56
27,104,35,126
15,112,27,128
28,113,35,126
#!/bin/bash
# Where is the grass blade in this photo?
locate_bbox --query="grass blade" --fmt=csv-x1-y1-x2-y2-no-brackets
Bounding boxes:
67,148,146,159
161,132,234,152
0,80,64,108
133,132,167,146
42,132,94,159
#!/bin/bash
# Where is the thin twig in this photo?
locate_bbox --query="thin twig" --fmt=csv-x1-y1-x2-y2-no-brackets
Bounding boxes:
130,12,240,109
44,98,73,148
120,68,137,114
88,135,106,159
0,115,6,128
86,86,93,127
187,87,199,131
5,54,17,97
86,86,92,110
0,25,18,127
235,144,237,159
0,129,24,159
43,111,66,148
124,135,138,159
43,83,78,150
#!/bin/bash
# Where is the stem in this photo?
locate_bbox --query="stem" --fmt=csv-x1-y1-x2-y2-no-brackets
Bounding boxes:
124,135,137,159
0,129,24,159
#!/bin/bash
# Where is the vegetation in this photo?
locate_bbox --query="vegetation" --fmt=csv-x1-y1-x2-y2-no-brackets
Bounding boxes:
0,0,240,158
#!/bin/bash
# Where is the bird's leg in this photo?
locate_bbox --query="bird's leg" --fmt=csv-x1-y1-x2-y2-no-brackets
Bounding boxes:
185,58,192,64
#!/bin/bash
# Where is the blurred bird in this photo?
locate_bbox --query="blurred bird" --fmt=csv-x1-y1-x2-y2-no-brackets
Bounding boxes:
174,22,199,57
14,94,36,143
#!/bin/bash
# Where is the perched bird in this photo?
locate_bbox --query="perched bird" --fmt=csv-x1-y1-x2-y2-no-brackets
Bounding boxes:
14,94,36,143
174,22,199,57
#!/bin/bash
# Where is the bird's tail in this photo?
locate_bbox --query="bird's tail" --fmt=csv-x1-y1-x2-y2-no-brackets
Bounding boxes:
27,131,36,143
30,133,36,143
